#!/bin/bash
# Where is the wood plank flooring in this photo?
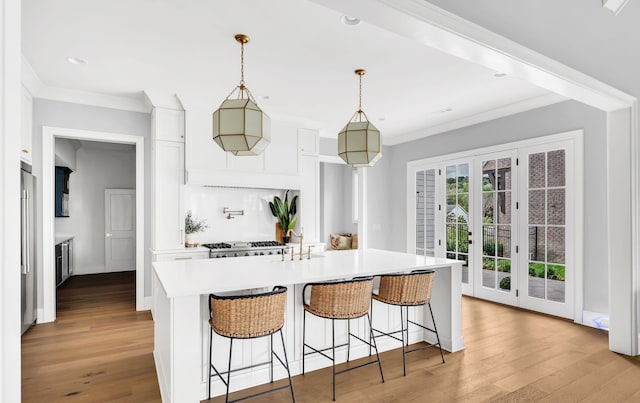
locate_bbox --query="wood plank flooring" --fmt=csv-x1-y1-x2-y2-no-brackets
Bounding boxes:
21,272,160,402
22,272,640,402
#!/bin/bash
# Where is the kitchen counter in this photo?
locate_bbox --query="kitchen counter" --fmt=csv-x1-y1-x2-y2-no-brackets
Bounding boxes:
152,249,463,402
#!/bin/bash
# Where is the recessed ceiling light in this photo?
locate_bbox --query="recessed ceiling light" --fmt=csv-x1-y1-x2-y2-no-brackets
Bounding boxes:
493,72,507,78
341,15,361,26
378,117,386,121
257,95,270,100
439,108,453,113
67,57,88,65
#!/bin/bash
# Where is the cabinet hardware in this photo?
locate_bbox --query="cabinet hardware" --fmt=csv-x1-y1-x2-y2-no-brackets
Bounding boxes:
175,257,192,260
22,149,29,154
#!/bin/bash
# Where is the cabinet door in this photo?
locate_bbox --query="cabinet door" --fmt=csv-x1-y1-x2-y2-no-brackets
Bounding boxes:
153,107,185,142
265,123,299,175
154,141,185,249
299,128,319,156
299,155,320,242
21,86,33,164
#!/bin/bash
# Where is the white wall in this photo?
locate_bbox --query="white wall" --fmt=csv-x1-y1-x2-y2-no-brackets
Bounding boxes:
54,137,78,171
32,99,151,302
183,186,299,244
319,162,357,242
55,143,135,274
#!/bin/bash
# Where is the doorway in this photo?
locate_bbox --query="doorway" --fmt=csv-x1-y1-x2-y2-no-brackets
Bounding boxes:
41,127,145,323
410,131,582,320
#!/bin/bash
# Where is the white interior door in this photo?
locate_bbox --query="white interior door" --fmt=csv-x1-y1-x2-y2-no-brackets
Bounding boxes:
105,189,136,272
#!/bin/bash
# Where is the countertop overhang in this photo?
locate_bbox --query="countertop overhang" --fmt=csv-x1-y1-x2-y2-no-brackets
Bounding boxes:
152,248,461,298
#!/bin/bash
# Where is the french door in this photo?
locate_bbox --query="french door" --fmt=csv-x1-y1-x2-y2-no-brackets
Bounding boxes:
411,138,577,319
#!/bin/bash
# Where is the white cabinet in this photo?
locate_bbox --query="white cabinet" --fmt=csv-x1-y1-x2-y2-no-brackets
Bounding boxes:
299,155,320,242
299,128,319,156
265,125,299,174
153,107,185,142
21,85,32,164
152,141,185,250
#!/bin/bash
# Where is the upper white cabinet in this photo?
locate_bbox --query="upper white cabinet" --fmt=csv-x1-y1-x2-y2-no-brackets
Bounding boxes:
21,85,33,164
152,140,185,250
184,108,308,189
151,106,186,251
152,107,184,142
299,128,319,156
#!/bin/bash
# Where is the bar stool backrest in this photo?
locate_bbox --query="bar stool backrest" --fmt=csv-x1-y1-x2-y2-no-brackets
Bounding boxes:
209,286,287,339
308,277,374,319
377,270,435,306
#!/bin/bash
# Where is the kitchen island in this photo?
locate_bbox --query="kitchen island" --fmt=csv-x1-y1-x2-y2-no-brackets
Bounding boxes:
152,248,463,403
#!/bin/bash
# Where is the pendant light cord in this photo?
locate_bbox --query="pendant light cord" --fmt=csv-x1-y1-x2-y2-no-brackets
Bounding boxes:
358,73,363,122
240,41,245,88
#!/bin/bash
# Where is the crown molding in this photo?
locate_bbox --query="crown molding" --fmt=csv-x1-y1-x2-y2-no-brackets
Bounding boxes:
383,93,566,146
21,54,43,96
22,54,149,113
602,0,630,16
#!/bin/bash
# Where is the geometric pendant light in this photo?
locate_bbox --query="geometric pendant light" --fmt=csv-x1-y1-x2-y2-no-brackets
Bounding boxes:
338,69,382,167
213,34,271,156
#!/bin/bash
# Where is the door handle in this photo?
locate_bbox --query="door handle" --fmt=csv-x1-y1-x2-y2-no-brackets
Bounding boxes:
106,233,113,237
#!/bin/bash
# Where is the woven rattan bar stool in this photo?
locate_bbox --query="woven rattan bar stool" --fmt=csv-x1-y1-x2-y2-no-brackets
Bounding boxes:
208,286,295,403
370,269,445,376
302,277,384,401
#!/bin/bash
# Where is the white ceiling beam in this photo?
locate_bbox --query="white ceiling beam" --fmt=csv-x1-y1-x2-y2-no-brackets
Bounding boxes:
310,0,634,112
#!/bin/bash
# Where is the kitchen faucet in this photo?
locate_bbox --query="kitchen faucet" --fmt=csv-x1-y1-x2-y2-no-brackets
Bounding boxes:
286,227,304,260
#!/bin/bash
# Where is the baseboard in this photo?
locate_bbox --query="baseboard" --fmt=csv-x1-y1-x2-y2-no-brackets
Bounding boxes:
153,350,169,403
72,265,106,275
582,310,609,330
36,308,47,324
144,296,153,312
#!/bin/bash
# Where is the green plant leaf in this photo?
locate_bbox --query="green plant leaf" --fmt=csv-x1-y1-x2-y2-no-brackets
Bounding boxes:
268,201,277,217
288,217,297,230
290,195,298,216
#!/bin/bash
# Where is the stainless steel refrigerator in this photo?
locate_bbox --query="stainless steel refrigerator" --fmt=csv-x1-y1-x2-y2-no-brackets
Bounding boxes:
21,162,37,335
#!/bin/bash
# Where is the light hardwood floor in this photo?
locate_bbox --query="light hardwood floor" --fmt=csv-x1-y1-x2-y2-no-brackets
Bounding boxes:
22,272,640,402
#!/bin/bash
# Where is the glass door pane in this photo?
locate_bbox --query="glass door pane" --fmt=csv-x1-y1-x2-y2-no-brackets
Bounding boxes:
445,163,470,284
416,169,437,257
527,150,566,303
480,158,513,292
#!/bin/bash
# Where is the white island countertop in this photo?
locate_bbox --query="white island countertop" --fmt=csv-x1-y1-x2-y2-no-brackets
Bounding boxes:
153,248,460,298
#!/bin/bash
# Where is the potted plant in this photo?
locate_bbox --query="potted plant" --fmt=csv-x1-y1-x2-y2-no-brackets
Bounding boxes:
184,210,207,247
268,190,298,243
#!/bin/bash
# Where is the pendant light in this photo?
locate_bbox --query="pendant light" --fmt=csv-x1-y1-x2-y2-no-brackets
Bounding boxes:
212,34,270,156
338,69,382,167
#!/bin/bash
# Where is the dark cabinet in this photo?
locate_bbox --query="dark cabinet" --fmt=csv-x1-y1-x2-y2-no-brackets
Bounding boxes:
55,166,72,217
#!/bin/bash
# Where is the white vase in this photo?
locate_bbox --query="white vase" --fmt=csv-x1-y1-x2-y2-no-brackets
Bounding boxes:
185,233,195,246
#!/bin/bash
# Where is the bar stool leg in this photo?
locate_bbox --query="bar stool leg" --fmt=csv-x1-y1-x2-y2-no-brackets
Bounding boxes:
279,329,297,403
302,310,307,375
367,313,385,384
428,303,445,364
368,299,373,357
225,339,233,403
406,306,410,347
270,333,274,383
400,305,406,376
347,319,351,362
208,327,213,400
332,319,336,401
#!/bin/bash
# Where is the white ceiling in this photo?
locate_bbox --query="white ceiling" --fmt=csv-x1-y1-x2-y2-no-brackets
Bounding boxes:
21,0,563,144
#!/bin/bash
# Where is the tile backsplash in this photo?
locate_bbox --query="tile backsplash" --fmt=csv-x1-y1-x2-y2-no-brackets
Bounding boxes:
184,186,295,243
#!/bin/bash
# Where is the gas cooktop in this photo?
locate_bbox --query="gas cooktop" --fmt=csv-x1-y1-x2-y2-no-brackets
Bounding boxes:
201,240,287,258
